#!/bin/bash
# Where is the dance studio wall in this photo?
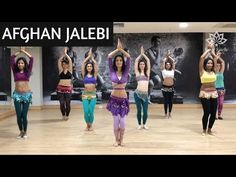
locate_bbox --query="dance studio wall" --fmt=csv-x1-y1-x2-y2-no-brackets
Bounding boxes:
0,47,11,96
42,33,204,103
220,33,236,99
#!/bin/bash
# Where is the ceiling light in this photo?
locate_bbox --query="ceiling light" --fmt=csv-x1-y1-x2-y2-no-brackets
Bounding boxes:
179,23,188,28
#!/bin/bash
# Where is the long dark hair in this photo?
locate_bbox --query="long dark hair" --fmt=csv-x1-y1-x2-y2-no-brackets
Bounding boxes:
138,58,148,77
61,56,69,65
14,57,30,75
165,59,173,70
203,57,215,72
84,61,95,77
112,54,125,72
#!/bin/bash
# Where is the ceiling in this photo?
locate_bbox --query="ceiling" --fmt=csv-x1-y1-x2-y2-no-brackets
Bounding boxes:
114,22,236,33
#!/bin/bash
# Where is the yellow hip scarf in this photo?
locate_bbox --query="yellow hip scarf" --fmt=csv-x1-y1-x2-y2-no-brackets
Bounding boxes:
82,91,96,100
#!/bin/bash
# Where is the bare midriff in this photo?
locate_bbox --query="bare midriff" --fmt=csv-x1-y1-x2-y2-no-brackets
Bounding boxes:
15,81,30,92
111,82,127,98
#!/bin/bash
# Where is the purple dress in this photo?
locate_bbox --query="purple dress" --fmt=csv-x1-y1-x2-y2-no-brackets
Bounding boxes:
106,57,130,117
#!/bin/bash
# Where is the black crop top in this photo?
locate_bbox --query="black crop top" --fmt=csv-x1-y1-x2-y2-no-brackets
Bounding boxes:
59,71,72,79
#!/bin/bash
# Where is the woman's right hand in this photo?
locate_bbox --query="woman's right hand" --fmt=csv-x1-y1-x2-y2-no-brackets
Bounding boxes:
20,47,26,52
141,46,144,54
117,38,123,49
207,42,214,49
166,50,171,57
88,48,93,57
216,51,221,57
64,47,68,54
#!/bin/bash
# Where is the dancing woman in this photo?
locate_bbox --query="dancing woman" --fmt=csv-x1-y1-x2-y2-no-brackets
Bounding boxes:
215,51,225,120
134,46,150,129
81,48,98,131
106,39,131,146
11,48,33,139
199,42,218,136
57,47,73,120
160,50,175,119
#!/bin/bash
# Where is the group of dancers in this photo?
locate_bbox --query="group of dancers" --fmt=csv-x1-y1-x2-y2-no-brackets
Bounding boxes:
10,39,225,146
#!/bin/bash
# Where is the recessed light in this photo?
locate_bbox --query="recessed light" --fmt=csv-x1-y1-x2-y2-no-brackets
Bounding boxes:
179,23,188,28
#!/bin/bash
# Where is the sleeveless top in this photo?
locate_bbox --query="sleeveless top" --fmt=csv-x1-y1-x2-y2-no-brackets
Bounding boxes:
59,71,72,79
200,71,216,84
84,75,96,84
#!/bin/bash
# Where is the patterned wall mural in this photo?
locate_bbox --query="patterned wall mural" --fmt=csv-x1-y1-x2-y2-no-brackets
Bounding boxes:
43,33,206,103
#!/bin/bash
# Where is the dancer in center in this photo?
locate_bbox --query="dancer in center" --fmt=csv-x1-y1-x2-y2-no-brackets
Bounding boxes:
106,38,131,147
160,50,175,119
199,42,218,136
134,46,150,130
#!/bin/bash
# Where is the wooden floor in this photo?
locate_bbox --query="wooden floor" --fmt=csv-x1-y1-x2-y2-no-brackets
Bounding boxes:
0,104,236,154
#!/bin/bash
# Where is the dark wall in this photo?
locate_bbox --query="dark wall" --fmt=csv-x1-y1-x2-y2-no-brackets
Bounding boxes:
42,47,61,96
222,33,236,96
0,47,11,96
